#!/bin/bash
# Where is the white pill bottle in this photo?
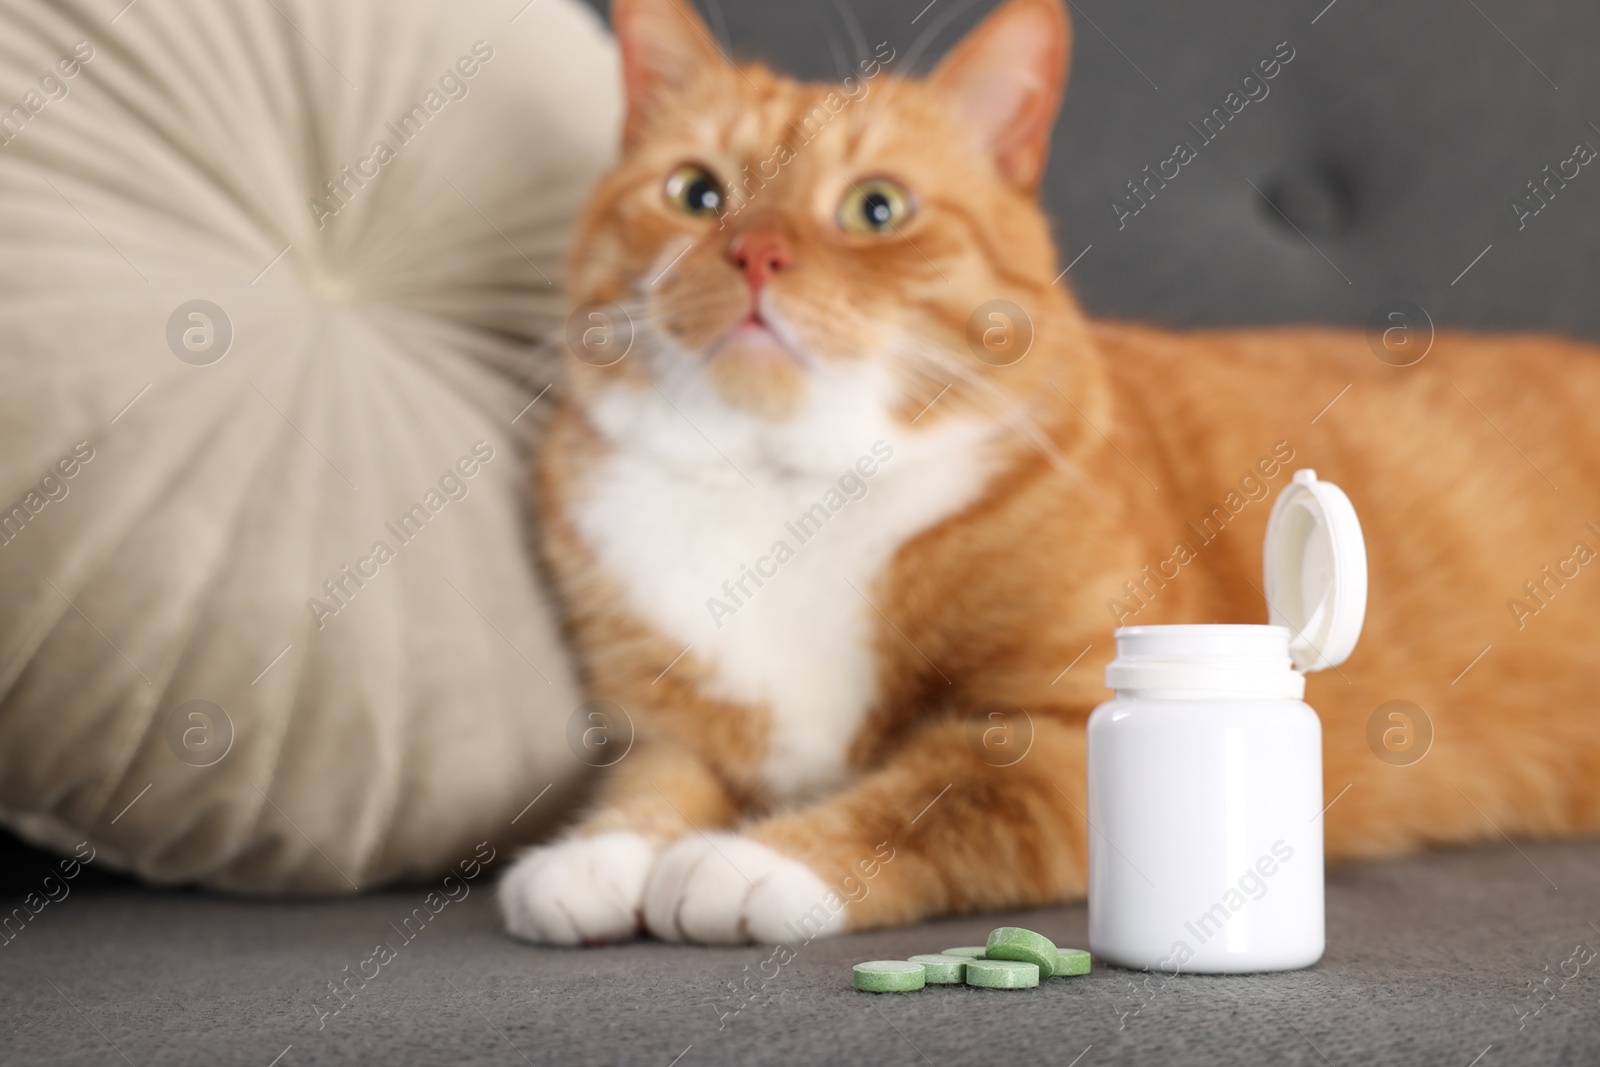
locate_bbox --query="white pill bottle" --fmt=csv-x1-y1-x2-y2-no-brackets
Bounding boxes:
1086,469,1367,974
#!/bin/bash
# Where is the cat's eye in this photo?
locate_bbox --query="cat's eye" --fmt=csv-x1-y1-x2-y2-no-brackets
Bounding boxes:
664,163,725,217
838,178,914,234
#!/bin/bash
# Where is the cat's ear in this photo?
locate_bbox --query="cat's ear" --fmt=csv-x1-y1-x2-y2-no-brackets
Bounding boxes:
929,0,1071,189
611,0,726,146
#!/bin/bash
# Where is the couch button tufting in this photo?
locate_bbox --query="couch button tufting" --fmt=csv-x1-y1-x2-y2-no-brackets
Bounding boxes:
1259,163,1358,239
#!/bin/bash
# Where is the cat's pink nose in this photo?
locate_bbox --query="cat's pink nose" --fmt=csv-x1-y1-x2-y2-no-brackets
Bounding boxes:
727,232,793,293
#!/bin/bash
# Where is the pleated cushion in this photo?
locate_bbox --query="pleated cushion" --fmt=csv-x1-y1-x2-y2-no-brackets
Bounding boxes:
0,0,617,891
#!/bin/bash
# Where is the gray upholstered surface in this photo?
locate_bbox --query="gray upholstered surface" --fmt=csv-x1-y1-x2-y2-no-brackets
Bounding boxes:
7,0,1600,1064
4,837,1599,1065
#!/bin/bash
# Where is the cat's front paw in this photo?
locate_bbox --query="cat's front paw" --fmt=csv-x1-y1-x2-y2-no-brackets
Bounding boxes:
499,831,657,945
643,833,846,945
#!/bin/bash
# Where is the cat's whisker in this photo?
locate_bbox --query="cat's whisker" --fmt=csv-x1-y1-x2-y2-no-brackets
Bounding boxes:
899,0,987,75
856,0,984,126
828,0,871,67
822,27,853,84
894,330,1107,500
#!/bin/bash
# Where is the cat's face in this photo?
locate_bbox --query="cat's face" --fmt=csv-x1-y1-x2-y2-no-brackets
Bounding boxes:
564,0,1076,470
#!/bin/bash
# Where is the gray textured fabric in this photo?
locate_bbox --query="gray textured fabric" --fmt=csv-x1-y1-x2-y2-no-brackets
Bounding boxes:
3,836,1598,1065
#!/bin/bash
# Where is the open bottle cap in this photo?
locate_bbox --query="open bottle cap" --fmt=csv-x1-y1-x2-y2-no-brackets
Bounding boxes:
1262,469,1367,672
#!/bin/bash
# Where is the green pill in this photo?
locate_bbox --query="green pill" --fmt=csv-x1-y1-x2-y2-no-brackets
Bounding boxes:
941,946,987,958
1052,948,1091,977
853,960,926,993
965,959,1040,989
985,927,1059,976
908,954,968,984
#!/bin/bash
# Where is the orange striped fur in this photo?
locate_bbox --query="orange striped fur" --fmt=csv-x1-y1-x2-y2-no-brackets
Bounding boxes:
500,0,1600,945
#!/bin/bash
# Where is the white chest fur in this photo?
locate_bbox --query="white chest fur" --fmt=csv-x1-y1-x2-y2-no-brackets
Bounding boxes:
571,374,996,800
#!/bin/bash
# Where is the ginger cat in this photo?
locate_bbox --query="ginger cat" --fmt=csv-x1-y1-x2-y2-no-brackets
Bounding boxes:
500,0,1600,946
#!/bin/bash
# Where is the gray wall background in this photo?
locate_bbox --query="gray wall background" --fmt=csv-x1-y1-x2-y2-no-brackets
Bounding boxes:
582,0,1600,340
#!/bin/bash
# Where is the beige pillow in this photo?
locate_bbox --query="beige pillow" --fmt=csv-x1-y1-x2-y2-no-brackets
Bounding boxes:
0,0,617,891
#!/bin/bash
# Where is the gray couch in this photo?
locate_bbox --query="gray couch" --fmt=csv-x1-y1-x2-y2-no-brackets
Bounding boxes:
6,0,1600,1063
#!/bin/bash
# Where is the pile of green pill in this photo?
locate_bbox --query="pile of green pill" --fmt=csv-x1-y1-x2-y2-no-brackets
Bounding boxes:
852,927,1091,993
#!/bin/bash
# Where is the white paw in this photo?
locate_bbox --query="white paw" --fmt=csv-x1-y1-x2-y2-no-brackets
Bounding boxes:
643,833,846,945
499,831,657,945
